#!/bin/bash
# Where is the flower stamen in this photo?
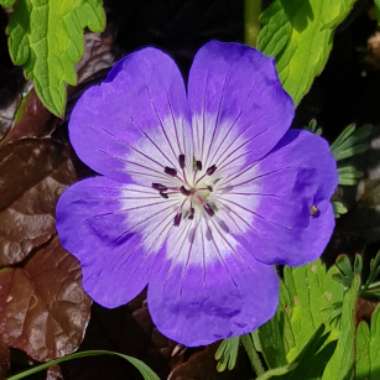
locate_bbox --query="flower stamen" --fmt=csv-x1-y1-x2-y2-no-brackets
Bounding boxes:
152,183,168,191
164,166,177,176
179,154,185,169
204,203,215,217
174,212,182,226
206,165,217,175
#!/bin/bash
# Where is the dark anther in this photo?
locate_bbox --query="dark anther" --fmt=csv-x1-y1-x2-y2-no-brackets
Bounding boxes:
174,212,182,226
152,183,168,192
196,160,203,171
164,166,177,176
204,203,215,217
188,207,195,220
159,191,169,199
207,185,213,192
179,154,185,169
180,186,192,196
206,165,217,175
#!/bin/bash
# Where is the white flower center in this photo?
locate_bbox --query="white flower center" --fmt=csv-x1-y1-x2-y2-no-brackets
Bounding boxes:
119,116,260,264
150,156,221,227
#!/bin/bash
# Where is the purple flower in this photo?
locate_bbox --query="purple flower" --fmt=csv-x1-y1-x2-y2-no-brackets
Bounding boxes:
56,41,338,346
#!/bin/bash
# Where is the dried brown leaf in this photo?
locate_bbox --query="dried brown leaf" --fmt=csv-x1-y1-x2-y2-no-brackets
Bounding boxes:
0,139,76,266
0,237,92,362
0,340,10,380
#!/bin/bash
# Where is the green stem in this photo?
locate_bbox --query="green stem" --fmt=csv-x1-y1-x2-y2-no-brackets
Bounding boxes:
7,350,159,380
241,335,265,376
244,0,262,47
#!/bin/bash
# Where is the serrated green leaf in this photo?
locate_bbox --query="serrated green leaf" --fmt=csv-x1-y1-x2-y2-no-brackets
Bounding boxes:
366,251,380,286
282,261,344,362
7,0,106,117
256,325,336,380
255,259,345,380
335,255,354,288
321,275,360,380
257,0,358,104
356,320,371,379
7,349,160,380
215,336,240,372
0,0,16,7
356,306,380,380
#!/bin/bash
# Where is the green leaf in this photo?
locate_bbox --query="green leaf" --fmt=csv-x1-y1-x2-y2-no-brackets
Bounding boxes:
365,251,380,287
356,306,380,379
0,0,16,7
334,255,355,288
7,349,160,380
321,275,360,380
375,0,380,24
215,336,240,372
334,201,348,218
241,334,266,375
281,260,344,362
256,325,337,380
331,124,372,162
255,300,287,369
257,0,358,104
305,118,323,135
7,0,106,117
356,320,371,379
338,166,363,186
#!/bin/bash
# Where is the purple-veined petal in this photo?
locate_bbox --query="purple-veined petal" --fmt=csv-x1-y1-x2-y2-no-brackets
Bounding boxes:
56,176,157,308
69,47,191,183
147,216,279,346
187,40,294,173
231,129,338,266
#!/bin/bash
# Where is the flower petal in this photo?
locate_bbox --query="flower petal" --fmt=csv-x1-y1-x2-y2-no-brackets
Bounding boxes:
233,129,338,266
56,176,156,308
187,40,294,172
147,217,279,346
69,48,191,182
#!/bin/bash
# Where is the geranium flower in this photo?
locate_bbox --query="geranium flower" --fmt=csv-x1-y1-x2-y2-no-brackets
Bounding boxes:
56,41,337,346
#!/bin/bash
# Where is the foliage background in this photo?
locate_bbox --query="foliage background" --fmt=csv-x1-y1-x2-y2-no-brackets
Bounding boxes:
1,0,380,379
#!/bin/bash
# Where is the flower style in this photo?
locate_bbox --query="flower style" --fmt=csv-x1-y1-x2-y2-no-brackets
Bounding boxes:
56,41,338,346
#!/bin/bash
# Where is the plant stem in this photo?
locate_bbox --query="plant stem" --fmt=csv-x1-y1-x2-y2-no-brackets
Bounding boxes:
241,334,265,376
7,350,159,380
244,0,262,47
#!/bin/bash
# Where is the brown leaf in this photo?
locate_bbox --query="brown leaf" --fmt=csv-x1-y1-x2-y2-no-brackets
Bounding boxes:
46,365,64,380
1,87,58,145
76,32,115,85
168,346,227,380
0,139,76,266
0,340,10,380
0,237,92,362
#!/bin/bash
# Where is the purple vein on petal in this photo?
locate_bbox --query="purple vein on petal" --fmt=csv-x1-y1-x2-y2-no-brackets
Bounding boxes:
145,84,181,166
